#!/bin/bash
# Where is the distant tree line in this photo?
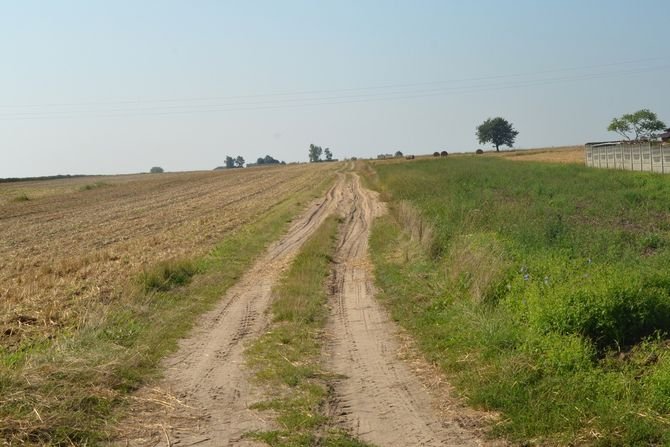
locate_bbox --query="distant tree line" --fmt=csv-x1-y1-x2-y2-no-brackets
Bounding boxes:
0,174,90,184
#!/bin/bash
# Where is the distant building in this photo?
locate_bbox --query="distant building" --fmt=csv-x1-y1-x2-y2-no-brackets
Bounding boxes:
661,128,670,142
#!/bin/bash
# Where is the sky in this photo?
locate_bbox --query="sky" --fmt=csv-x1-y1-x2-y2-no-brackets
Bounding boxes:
2,0,669,177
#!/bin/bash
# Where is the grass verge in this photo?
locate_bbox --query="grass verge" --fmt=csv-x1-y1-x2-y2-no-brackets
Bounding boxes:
366,157,670,446
0,175,334,445
245,216,370,447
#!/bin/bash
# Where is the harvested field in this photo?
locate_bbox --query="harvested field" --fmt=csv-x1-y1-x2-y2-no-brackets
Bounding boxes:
1,163,340,443
492,145,585,164
0,164,336,347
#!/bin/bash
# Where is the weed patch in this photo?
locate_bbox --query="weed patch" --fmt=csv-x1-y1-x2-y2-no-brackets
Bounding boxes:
139,259,199,292
79,181,111,191
12,192,30,202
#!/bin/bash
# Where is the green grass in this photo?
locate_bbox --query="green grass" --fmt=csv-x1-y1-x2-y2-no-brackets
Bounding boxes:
0,175,334,445
366,157,670,446
245,216,370,447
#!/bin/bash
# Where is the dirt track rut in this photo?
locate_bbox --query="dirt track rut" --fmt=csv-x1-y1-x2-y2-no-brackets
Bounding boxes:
326,175,484,446
121,170,491,446
120,174,346,446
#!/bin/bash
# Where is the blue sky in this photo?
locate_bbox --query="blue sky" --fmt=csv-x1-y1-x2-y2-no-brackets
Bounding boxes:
2,0,669,177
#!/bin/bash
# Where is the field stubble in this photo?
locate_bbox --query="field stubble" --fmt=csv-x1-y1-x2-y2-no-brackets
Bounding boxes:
1,165,335,345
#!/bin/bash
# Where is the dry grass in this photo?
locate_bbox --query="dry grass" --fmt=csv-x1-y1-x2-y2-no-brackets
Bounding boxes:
0,164,336,348
393,201,435,255
371,145,586,165
487,145,585,164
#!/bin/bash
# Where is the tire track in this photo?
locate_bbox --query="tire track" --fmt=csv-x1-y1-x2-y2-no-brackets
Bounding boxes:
326,173,487,446
118,174,346,446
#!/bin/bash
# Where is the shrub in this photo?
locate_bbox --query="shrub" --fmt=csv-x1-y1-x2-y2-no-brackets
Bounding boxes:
476,149,484,154
149,166,164,174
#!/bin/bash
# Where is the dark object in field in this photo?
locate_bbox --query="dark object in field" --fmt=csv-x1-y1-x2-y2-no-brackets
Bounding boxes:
405,155,415,160
433,151,440,157
440,151,448,157
476,149,484,154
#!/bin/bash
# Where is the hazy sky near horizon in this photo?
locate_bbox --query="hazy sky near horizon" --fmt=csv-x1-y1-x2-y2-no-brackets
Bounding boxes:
2,0,670,177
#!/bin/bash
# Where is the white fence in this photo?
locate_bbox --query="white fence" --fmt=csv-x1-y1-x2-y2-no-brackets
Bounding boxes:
585,143,670,174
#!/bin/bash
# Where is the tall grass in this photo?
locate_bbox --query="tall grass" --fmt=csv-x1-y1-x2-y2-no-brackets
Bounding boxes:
368,157,670,445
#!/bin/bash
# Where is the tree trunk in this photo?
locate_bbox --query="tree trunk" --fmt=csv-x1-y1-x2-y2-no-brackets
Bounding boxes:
496,144,500,152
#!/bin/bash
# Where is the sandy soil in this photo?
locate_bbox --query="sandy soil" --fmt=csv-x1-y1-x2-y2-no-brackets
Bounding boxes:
119,171,496,446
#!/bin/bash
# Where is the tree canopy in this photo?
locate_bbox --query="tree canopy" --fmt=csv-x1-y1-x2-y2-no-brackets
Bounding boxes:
234,156,245,168
256,155,283,165
607,109,666,141
308,144,323,162
324,147,333,161
224,156,235,169
149,166,164,174
476,117,518,152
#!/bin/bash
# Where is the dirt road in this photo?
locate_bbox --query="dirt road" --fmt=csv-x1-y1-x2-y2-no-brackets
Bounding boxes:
121,171,491,446
326,175,484,446
120,174,346,446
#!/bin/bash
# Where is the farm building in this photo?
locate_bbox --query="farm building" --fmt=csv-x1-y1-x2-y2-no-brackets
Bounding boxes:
661,128,670,142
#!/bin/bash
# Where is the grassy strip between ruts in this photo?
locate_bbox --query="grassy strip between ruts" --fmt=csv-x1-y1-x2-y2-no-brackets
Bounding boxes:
245,216,371,447
366,157,670,446
0,174,334,445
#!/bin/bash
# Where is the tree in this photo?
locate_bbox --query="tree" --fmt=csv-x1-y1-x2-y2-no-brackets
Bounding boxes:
149,166,164,174
257,155,281,165
235,156,245,168
309,144,323,163
476,117,519,152
225,156,235,169
608,109,666,141
394,150,403,158
324,147,333,161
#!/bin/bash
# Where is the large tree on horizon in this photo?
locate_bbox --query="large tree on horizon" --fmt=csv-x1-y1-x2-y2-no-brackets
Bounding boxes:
476,117,519,152
607,109,666,141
